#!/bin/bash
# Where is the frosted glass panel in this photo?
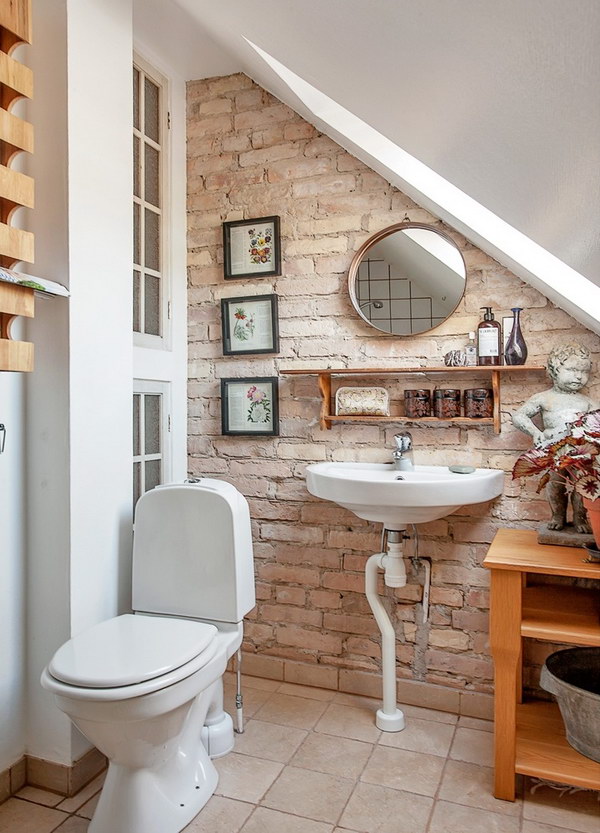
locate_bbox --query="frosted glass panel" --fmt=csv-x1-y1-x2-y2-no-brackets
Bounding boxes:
144,275,160,335
144,77,160,143
133,270,141,333
144,208,159,271
133,67,140,131
133,394,140,455
133,137,140,198
145,459,161,493
133,461,141,508
144,394,161,454
133,203,141,265
144,143,160,207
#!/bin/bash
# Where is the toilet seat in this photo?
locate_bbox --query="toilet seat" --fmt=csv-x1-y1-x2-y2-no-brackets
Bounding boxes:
48,614,218,694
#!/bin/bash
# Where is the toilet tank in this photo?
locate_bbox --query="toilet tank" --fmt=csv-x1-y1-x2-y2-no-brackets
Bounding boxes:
132,480,255,623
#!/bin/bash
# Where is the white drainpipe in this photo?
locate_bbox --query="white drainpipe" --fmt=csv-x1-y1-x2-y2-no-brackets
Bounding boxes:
364,530,407,732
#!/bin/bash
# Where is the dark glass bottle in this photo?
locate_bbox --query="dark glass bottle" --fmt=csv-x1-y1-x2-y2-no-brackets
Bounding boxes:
477,307,502,366
504,307,528,365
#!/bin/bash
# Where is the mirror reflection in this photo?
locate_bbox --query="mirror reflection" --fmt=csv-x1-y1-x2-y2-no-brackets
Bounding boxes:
349,224,466,335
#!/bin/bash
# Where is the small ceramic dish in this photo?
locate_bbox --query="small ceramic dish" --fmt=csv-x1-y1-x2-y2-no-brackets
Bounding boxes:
335,386,389,416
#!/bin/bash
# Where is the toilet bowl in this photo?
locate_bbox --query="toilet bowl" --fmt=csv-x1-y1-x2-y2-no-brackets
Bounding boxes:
41,480,255,833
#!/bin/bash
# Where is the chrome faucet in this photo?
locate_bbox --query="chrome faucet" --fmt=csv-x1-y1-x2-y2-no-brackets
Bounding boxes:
392,432,414,471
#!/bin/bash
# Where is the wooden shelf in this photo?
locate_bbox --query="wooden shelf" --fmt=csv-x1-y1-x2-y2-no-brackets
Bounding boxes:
516,701,600,790
280,365,545,434
485,528,600,800
0,281,34,372
522,586,600,645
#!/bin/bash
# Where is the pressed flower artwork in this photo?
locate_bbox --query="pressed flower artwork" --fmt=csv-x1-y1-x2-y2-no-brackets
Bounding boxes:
221,378,279,436
223,216,281,279
221,295,279,355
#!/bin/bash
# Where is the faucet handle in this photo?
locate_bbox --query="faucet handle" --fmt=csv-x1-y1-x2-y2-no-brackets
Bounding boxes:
393,431,413,451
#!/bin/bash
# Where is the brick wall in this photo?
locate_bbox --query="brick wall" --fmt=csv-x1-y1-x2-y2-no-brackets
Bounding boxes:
186,73,599,702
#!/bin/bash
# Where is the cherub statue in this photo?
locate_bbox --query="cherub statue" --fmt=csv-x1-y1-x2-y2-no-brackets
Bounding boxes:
512,342,597,533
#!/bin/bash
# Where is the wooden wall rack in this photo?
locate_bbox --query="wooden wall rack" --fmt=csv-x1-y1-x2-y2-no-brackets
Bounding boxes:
0,279,34,371
279,366,545,433
484,528,600,801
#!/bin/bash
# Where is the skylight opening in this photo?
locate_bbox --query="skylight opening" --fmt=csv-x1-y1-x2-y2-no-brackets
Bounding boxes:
244,38,600,326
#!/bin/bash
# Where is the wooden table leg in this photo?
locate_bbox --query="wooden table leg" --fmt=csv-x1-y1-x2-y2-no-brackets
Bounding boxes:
489,568,522,800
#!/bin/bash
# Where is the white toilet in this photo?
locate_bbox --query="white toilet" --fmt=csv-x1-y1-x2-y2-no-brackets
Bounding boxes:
41,480,255,833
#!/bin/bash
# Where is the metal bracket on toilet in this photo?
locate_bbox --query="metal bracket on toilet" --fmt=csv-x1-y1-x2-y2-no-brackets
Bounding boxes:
235,649,244,734
0,424,6,454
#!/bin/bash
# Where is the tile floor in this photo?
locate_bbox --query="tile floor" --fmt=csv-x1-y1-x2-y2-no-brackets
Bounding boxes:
1,674,598,833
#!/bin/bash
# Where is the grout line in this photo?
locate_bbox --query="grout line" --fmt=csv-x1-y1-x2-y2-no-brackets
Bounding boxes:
423,717,459,833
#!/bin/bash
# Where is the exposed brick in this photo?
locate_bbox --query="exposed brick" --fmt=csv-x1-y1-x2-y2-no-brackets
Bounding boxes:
260,604,323,628
309,589,342,609
276,625,342,654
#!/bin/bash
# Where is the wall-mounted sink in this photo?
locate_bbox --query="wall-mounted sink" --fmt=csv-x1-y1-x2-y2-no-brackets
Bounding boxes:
306,462,503,529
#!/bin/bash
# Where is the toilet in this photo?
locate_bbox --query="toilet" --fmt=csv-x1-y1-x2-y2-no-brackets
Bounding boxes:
41,480,255,833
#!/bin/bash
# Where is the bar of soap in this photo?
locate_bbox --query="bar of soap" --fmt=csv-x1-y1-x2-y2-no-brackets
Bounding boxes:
448,465,476,474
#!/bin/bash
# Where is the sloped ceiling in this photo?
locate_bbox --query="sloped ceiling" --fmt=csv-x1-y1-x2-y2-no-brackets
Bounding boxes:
145,0,600,331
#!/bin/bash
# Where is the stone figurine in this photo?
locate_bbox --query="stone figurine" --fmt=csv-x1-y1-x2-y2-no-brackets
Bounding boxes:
512,342,598,534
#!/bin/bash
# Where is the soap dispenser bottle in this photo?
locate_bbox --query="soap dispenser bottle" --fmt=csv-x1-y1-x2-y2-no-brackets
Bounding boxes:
477,307,501,366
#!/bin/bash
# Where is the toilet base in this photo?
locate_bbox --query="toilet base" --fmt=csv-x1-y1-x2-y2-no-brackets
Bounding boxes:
89,742,217,833
201,710,234,758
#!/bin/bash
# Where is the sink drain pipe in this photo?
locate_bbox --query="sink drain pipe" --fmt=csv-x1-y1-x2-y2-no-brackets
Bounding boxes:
365,529,407,732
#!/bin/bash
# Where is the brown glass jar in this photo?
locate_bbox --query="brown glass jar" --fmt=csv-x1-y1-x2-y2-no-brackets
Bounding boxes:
433,389,461,419
404,389,431,418
464,388,494,418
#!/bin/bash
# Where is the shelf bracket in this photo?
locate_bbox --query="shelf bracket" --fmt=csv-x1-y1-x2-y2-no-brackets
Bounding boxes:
318,373,332,430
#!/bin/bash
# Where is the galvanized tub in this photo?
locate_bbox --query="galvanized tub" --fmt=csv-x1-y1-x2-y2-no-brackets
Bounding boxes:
540,647,600,763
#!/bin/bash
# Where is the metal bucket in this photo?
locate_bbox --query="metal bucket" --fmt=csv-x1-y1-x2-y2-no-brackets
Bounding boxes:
540,647,600,763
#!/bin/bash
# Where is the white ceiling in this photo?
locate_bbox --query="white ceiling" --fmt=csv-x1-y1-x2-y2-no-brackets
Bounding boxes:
144,0,600,329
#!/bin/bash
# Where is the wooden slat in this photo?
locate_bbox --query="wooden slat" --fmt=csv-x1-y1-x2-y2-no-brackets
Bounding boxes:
522,586,600,645
0,280,34,316
0,50,33,98
0,222,33,263
0,165,34,208
516,701,600,790
0,0,32,44
483,528,600,579
280,366,546,376
0,108,33,153
0,337,33,371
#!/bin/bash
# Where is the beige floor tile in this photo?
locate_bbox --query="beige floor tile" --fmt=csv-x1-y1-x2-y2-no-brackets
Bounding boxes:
522,822,584,833
240,806,334,833
214,752,283,803
233,719,307,762
314,704,381,743
333,692,381,710
262,765,354,824
457,714,493,732
522,785,600,833
361,745,445,797
290,733,373,780
438,760,521,816
278,682,336,702
224,685,273,719
0,797,68,833
253,693,328,729
339,781,433,833
183,795,254,832
428,799,520,833
449,726,494,766
400,703,458,725
378,716,455,757
56,773,105,813
53,817,89,833
15,785,64,807
74,793,100,820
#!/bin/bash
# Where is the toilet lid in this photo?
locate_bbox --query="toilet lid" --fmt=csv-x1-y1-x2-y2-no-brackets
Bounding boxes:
49,614,217,688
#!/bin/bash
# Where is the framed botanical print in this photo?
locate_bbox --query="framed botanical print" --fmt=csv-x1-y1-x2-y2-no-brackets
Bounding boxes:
221,377,279,436
223,216,281,279
221,294,279,356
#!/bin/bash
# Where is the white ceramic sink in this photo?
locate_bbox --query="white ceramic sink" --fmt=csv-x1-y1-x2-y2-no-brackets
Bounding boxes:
306,462,503,528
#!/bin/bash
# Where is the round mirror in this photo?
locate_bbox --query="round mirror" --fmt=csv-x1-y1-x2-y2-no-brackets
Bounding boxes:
348,223,466,335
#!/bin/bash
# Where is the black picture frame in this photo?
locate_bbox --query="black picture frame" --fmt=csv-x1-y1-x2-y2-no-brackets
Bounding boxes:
223,216,281,280
221,294,280,356
221,377,279,436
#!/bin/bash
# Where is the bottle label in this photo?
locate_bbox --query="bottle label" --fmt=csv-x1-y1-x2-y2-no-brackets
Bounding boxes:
478,328,499,356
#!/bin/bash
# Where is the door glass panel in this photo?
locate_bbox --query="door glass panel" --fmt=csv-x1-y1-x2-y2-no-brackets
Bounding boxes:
133,270,141,332
144,274,160,336
133,136,141,198
133,67,140,131
145,459,161,493
133,461,141,508
144,394,161,455
133,394,140,455
144,77,160,143
144,143,160,207
133,203,141,265
144,208,160,271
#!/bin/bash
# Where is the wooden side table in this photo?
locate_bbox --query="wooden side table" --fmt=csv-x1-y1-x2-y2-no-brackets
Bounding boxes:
484,528,600,801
